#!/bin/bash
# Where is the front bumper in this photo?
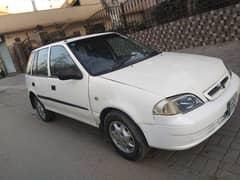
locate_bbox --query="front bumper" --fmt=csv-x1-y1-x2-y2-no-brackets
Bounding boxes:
140,73,240,150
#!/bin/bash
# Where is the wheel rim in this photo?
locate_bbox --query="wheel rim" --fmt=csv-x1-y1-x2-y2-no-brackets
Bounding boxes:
109,121,136,154
36,99,46,120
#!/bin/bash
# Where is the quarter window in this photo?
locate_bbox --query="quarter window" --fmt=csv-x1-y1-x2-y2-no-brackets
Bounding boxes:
50,46,80,77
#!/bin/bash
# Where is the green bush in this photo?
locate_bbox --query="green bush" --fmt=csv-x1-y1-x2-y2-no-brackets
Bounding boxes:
152,0,188,25
195,0,240,13
128,21,146,31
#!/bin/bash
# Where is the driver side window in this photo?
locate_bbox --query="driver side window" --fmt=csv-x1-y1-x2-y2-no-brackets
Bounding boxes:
50,46,81,77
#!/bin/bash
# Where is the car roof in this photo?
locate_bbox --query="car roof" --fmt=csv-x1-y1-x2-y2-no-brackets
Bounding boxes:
34,32,118,51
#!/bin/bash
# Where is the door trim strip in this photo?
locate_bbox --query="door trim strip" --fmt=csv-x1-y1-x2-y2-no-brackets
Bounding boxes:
38,95,89,111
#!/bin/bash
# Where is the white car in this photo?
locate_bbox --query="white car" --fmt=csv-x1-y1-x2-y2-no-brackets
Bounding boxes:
25,32,240,160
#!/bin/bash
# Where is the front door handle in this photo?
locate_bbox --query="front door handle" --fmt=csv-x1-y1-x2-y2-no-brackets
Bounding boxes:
51,85,56,91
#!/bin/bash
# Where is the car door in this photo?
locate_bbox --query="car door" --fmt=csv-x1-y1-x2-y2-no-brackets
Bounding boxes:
47,45,96,126
31,48,52,109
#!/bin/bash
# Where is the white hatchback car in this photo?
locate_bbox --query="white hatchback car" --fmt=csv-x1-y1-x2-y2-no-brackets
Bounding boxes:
26,32,240,160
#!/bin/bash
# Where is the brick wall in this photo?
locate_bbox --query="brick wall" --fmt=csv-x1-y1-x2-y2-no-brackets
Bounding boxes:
128,3,240,52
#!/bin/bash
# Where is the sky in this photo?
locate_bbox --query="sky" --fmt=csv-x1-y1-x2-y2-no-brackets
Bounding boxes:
0,0,65,13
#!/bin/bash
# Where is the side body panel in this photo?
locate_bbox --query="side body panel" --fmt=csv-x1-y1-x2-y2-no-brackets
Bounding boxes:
89,76,159,125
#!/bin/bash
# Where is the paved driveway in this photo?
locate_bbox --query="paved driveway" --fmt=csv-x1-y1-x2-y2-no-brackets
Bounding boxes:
0,41,240,180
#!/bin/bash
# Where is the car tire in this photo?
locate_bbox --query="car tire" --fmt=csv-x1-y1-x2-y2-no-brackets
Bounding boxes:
34,96,55,122
104,110,149,161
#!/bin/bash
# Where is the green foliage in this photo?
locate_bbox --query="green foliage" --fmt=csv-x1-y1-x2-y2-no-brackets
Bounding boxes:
128,21,146,32
152,0,240,25
195,0,240,13
152,0,188,25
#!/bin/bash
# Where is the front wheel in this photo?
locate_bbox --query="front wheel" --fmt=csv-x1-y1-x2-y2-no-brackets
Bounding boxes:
34,97,55,122
104,111,149,161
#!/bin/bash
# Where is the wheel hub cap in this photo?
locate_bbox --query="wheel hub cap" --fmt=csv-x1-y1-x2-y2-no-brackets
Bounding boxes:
36,101,46,119
109,121,135,154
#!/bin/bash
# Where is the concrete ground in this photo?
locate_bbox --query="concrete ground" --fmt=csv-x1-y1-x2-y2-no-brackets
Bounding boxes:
0,41,240,180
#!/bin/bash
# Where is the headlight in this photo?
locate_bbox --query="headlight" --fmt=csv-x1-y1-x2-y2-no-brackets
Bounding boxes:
153,94,204,116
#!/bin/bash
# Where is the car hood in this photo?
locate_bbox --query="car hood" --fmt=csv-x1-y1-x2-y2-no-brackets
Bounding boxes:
101,52,227,98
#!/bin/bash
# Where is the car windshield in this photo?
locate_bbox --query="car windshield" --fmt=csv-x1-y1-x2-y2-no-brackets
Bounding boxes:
67,34,159,76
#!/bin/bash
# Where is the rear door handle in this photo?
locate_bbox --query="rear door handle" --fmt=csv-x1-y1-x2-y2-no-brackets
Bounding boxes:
51,85,56,91
32,82,35,87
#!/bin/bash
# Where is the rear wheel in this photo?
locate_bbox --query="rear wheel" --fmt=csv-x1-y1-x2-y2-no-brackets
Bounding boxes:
34,97,55,122
104,110,149,161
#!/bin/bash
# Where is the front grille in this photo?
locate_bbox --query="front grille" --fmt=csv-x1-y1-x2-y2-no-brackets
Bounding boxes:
204,75,230,100
208,85,222,97
221,76,229,88
208,76,229,97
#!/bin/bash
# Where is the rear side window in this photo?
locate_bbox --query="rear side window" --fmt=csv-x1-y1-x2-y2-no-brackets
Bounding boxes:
50,46,80,77
26,51,35,74
36,48,49,76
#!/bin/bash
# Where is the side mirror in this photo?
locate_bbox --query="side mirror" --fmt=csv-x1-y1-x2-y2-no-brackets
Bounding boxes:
57,70,83,80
